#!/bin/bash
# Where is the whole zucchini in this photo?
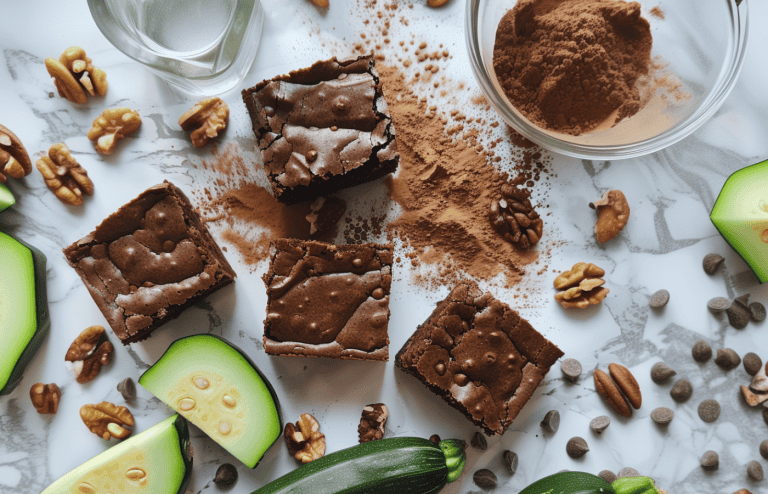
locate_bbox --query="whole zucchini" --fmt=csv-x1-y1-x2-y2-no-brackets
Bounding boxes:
252,437,465,494
519,472,665,494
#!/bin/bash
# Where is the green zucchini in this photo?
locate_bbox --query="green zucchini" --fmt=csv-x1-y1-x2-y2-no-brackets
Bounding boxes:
252,437,465,494
519,472,664,494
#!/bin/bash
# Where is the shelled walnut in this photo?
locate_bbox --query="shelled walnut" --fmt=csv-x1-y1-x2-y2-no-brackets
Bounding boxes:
80,401,134,440
30,383,61,414
0,124,32,183
178,97,229,148
553,262,609,309
489,183,543,249
65,325,113,383
284,413,326,463
87,108,142,155
591,190,630,243
45,46,107,104
36,143,94,206
358,403,389,443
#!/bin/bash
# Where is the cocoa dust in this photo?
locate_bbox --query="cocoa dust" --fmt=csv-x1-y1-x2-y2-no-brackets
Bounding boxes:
493,0,653,135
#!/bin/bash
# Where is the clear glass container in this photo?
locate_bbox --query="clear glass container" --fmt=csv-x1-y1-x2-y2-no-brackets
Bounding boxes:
88,0,264,96
466,0,749,159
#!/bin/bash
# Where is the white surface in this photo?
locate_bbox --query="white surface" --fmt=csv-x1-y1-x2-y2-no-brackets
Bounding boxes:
1,1,768,493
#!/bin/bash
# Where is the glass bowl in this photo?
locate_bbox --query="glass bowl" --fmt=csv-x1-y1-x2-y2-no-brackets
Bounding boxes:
466,0,749,160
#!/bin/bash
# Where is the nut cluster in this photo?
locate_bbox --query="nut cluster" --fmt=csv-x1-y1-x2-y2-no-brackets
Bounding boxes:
358,403,389,443
0,125,32,184
178,97,229,148
65,325,113,384
30,383,61,414
489,183,543,249
45,46,107,104
594,363,642,418
36,143,94,206
87,108,142,155
284,413,326,463
553,262,609,309
80,401,134,440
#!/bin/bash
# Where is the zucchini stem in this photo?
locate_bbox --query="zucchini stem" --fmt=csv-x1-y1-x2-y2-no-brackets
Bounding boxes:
438,439,467,483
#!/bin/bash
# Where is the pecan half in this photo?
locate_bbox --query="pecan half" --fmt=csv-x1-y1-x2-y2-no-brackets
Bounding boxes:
0,125,32,184
87,108,141,155
65,325,113,383
554,262,609,309
284,413,326,463
592,189,630,243
358,403,389,443
489,183,543,249
36,143,94,206
178,97,229,148
45,46,107,104
80,402,134,440
594,369,632,417
30,383,61,414
608,363,642,409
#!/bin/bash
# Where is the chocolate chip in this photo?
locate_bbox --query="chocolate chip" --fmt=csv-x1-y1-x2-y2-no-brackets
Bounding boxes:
213,463,238,486
473,469,498,489
703,253,725,274
541,410,560,434
566,437,589,458
698,399,721,423
749,302,766,322
598,470,617,484
715,348,741,370
760,440,768,460
618,467,640,478
117,377,136,401
651,362,676,384
649,289,669,308
734,293,751,308
429,434,441,444
747,460,763,480
707,297,730,313
744,353,763,376
700,450,719,470
651,407,674,425
502,450,518,475
727,303,751,329
471,431,488,450
670,378,693,403
590,415,611,434
692,340,713,363
561,358,582,383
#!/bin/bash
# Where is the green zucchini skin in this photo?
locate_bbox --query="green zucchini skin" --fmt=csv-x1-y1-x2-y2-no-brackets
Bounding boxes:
252,437,456,494
519,471,616,494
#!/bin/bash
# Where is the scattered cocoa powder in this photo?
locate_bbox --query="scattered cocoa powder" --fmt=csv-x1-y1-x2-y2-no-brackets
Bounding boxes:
649,6,664,19
493,0,653,135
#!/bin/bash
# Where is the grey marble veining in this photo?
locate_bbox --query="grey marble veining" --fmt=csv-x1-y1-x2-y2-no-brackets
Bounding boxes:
1,1,768,494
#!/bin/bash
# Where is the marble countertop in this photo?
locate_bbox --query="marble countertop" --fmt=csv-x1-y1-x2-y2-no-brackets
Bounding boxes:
2,1,767,493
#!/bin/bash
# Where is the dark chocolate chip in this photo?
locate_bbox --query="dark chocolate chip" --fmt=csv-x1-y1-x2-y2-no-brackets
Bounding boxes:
734,293,751,309
749,302,766,322
429,434,441,444
566,437,589,458
502,450,518,475
618,467,640,478
590,415,611,434
649,289,669,308
473,469,498,489
698,399,721,423
561,358,582,383
213,463,238,486
703,253,724,274
117,377,136,401
727,303,751,329
692,340,713,363
651,362,676,384
598,470,617,484
715,348,741,370
670,378,693,403
744,353,763,376
651,407,674,425
760,440,768,460
700,450,719,470
707,297,730,313
747,460,763,480
471,431,488,450
541,410,560,434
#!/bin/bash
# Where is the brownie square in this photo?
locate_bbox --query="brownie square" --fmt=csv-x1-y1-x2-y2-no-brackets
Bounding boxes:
263,238,392,361
395,282,563,435
242,55,399,204
63,181,236,344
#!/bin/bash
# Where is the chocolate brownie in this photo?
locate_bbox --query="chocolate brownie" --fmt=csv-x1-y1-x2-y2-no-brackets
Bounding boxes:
263,239,392,360
63,181,236,344
242,55,398,204
395,282,563,435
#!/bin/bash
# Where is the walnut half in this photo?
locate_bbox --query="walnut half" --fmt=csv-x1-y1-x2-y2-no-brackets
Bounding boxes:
358,403,389,443
30,383,61,414
87,108,141,155
65,325,113,383
0,124,32,184
591,189,630,243
45,46,107,104
36,143,94,206
178,97,229,148
284,413,326,463
553,262,609,309
80,402,134,440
